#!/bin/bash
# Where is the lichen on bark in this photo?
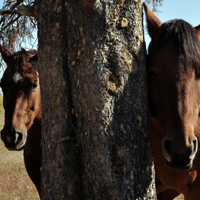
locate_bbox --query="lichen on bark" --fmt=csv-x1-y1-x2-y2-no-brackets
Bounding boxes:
38,0,156,199
67,0,156,199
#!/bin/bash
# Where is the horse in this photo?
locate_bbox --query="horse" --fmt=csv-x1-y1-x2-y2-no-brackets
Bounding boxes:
0,45,41,196
144,3,200,199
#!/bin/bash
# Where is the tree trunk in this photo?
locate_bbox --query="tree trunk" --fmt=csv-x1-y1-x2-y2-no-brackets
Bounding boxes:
37,0,156,199
37,1,82,199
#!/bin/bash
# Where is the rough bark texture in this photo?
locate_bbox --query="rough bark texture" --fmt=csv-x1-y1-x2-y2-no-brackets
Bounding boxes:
37,0,156,199
37,1,82,199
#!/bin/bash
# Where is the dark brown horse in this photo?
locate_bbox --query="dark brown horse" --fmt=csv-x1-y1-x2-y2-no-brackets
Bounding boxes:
0,46,41,195
144,4,200,200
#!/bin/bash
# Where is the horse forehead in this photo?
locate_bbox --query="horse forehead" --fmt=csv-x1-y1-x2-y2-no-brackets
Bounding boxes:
178,72,200,97
149,51,195,78
4,61,36,81
13,72,23,83
149,48,177,69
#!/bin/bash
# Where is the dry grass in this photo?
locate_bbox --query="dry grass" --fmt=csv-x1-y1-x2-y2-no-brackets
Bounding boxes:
0,113,39,200
0,97,184,200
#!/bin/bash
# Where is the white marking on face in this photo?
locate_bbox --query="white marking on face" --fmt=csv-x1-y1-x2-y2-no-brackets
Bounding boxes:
13,72,22,83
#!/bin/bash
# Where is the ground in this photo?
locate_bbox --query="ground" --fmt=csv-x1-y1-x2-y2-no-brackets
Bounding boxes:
0,100,184,199
0,113,39,200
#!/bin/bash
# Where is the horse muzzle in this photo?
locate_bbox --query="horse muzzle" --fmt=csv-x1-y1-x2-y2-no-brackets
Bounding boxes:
1,129,27,151
162,137,198,170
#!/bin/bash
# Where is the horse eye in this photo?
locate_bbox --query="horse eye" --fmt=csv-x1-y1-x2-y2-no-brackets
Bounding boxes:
32,83,38,90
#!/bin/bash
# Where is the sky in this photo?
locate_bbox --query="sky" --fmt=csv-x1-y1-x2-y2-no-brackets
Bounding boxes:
0,1,198,92
144,0,200,47
0,0,199,48
0,0,199,81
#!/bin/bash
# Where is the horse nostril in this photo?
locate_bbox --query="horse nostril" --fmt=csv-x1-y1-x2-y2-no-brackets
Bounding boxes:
0,130,26,150
0,131,23,146
191,137,198,158
163,139,173,161
15,133,19,144
162,137,198,167
15,132,23,144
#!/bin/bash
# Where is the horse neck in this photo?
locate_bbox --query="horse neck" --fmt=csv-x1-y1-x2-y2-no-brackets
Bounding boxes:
29,118,41,140
24,118,41,160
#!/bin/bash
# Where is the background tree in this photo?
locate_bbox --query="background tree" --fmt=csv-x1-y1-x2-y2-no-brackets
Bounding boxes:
0,0,37,49
0,0,163,199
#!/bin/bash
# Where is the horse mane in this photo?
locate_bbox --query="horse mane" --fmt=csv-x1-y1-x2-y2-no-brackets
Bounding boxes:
12,48,37,72
149,19,200,74
13,51,24,71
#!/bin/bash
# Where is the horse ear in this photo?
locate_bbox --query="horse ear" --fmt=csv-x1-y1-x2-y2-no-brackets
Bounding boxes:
0,45,12,64
26,49,37,59
143,3,162,40
29,55,38,70
26,50,38,64
194,24,200,40
29,54,38,65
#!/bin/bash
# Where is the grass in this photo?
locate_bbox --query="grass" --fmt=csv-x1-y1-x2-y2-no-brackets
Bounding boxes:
0,95,184,200
0,110,39,199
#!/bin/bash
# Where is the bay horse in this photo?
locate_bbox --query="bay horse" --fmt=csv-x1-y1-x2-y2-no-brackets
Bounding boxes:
0,46,41,196
144,4,200,200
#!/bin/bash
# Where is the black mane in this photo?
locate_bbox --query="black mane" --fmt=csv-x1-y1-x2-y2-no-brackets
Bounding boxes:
149,19,200,73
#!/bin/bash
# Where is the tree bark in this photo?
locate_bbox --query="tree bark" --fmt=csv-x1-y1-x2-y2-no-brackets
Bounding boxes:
37,0,156,199
37,1,82,199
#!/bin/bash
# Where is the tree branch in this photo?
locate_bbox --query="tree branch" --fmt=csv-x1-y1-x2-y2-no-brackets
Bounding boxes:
0,0,36,18
0,9,17,15
1,15,20,32
10,0,25,10
0,0,37,51
16,5,35,17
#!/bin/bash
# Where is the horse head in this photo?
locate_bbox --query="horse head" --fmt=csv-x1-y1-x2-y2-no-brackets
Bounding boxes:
144,4,200,170
0,45,41,150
